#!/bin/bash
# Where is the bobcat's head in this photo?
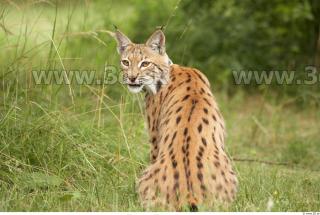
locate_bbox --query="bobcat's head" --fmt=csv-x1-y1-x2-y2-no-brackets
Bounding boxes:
112,29,172,94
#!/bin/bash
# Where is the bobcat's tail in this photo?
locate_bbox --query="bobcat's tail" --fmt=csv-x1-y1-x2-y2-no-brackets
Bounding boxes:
188,196,198,212
189,203,198,212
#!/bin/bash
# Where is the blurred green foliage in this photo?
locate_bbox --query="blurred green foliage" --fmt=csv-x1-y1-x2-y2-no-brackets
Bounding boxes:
0,0,320,211
1,0,320,103
130,0,320,99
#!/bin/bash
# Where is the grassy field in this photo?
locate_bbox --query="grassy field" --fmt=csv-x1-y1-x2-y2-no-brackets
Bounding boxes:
0,1,320,211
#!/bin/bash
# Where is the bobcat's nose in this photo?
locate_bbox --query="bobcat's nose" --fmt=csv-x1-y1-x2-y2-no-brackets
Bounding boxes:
128,76,137,82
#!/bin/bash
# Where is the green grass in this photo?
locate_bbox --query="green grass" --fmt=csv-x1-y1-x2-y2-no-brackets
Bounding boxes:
0,1,320,211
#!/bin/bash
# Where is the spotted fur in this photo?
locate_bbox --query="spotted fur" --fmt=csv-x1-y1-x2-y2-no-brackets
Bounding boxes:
112,29,238,211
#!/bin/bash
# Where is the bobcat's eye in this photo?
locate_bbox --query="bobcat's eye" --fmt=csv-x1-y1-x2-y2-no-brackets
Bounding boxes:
121,59,130,67
140,61,151,68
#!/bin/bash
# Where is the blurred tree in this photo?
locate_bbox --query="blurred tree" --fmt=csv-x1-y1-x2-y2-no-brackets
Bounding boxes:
131,0,319,100
309,0,320,68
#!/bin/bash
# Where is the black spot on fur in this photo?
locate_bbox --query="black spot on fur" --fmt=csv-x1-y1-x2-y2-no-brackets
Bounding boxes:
182,95,190,101
143,187,149,195
182,146,186,154
197,162,203,169
188,99,198,122
186,136,191,142
212,114,217,121
216,184,223,191
193,69,207,84
203,97,211,106
176,116,181,124
172,131,177,141
212,133,216,143
211,174,216,180
201,137,207,146
203,108,208,114
197,124,202,133
169,148,174,155
164,134,169,143
184,127,188,136
154,168,160,174
224,189,228,195
201,184,206,191
172,160,178,168
214,161,221,168
202,118,209,125
199,146,204,152
151,137,156,144
176,106,183,113
145,173,153,181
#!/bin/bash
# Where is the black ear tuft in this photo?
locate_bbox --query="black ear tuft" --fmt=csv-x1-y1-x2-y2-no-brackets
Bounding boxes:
113,30,132,54
146,30,166,55
156,25,165,31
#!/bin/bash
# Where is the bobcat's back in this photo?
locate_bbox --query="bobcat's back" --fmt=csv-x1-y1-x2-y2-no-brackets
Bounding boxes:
138,64,238,210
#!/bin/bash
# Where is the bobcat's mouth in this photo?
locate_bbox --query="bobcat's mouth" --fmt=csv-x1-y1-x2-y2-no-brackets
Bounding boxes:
127,83,144,93
128,83,142,88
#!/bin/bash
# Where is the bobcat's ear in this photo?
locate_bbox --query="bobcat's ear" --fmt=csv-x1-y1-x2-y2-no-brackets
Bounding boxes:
113,30,132,54
146,30,166,55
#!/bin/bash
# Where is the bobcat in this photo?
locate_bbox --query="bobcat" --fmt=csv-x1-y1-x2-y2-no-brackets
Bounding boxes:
111,29,238,211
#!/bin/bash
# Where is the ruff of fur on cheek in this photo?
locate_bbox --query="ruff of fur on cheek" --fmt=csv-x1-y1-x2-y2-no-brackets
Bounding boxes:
144,66,169,95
